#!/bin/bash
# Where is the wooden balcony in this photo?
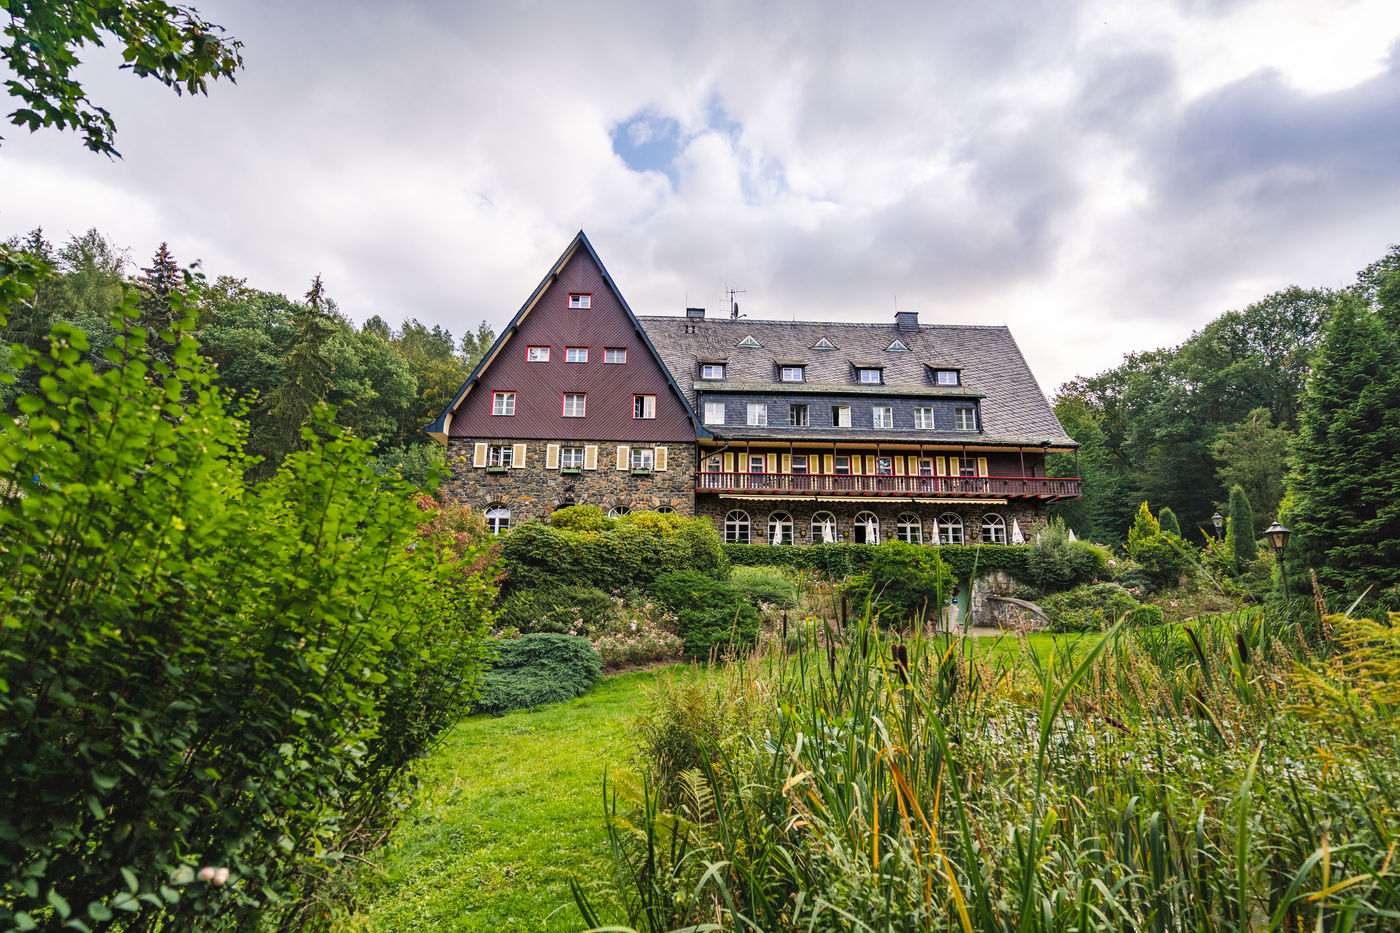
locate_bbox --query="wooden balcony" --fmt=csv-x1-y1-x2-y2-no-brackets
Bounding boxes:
694,471,1081,500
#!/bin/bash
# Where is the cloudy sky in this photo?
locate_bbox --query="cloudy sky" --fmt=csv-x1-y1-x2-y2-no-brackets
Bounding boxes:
3,0,1399,393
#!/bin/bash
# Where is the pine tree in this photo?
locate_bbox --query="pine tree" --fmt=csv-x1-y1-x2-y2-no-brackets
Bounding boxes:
1287,293,1400,596
260,276,339,470
136,243,183,364
1228,485,1255,569
1157,506,1181,539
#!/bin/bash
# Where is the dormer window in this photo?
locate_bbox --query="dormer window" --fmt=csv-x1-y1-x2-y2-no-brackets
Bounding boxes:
700,363,726,380
857,367,882,384
935,369,961,386
955,406,977,431
885,340,909,352
812,337,837,350
780,365,805,382
568,293,591,309
736,335,763,349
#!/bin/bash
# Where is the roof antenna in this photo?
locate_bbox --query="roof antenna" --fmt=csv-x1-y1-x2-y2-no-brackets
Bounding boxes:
725,284,746,319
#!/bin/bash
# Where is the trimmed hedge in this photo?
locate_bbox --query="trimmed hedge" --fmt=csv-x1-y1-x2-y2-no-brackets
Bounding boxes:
475,634,602,713
722,542,1031,579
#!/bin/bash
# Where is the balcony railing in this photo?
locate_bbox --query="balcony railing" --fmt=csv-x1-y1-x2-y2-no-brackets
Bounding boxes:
695,471,1081,499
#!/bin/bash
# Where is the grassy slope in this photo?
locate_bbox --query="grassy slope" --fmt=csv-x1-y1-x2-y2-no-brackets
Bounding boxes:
347,669,674,932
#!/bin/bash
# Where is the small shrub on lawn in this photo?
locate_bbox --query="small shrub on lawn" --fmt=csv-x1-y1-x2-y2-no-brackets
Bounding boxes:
1024,518,1108,590
590,603,685,667
495,584,614,635
649,571,761,659
1040,582,1163,632
475,634,602,714
729,565,799,609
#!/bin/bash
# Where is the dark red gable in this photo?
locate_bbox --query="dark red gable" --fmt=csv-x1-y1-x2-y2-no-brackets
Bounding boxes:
447,245,695,442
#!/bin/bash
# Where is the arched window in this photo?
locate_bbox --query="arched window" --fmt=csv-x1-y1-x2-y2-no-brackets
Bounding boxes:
896,512,922,544
811,511,837,544
608,506,630,518
853,510,880,544
937,513,963,545
767,511,794,545
982,513,1007,545
655,505,676,514
485,506,510,535
724,510,751,544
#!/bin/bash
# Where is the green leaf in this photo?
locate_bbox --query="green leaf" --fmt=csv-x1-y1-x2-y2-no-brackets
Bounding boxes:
47,888,72,919
120,867,139,893
16,394,44,414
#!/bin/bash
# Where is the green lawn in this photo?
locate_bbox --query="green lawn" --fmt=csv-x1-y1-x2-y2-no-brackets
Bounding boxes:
345,668,678,932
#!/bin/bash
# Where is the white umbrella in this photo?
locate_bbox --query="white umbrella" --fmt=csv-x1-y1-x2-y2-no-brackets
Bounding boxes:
822,520,835,543
772,522,783,545
1011,519,1025,545
931,517,941,544
865,517,878,544
1067,528,1078,542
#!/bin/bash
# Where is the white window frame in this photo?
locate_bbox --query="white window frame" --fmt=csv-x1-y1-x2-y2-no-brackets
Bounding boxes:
608,506,630,518
937,369,960,386
959,457,976,477
703,401,725,425
560,446,585,468
487,445,513,468
858,368,882,384
832,405,851,427
747,403,768,427
956,407,976,431
724,510,751,544
491,391,516,416
568,293,591,309
780,366,805,382
897,512,922,544
790,455,808,474
982,513,1007,545
767,511,794,545
811,511,838,543
919,458,934,476
701,363,725,380
939,513,964,545
749,455,766,473
854,510,880,544
873,406,893,428
485,506,510,534
834,455,851,475
914,407,935,429
566,347,589,364
562,393,586,417
630,447,655,470
876,457,893,475
527,346,550,362
633,394,656,419
605,348,627,364
789,404,809,427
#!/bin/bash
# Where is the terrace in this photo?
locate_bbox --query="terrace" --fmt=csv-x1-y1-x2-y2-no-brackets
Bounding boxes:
694,471,1081,500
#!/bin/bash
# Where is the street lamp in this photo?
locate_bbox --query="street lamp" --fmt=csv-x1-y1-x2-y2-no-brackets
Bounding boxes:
1264,521,1291,558
1212,512,1225,541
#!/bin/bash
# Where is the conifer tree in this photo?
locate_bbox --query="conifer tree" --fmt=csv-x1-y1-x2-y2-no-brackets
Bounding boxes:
136,242,182,363
1287,293,1400,596
1157,506,1181,539
260,275,338,469
1228,484,1255,568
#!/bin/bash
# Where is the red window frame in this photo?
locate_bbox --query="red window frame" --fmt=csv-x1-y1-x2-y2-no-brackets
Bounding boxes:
561,392,587,417
565,347,589,363
491,390,516,416
526,345,551,362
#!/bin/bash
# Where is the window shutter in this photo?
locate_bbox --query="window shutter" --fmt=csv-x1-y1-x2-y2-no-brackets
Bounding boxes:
723,452,734,473
893,457,905,476
545,443,560,469
473,442,488,467
655,447,667,471
977,457,989,477
766,453,778,473
616,446,630,470
865,456,876,475
935,456,946,476
851,456,862,475
781,454,791,473
584,445,598,470
823,455,833,474
512,443,527,468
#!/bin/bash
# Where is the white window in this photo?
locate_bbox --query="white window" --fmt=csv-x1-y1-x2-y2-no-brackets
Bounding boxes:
789,404,809,427
486,506,510,534
633,395,656,419
566,347,588,363
563,393,586,417
876,457,892,475
724,510,751,544
527,346,550,362
701,363,725,380
873,406,893,428
608,506,630,518
811,511,837,543
914,407,935,429
834,455,850,475
938,513,963,545
630,447,655,470
704,401,725,425
790,455,808,474
569,293,591,309
706,456,721,471
487,445,512,468
767,511,794,545
560,446,584,468
749,455,765,473
780,366,805,382
982,513,1007,544
605,348,627,364
955,407,976,431
832,405,851,427
919,458,934,476
937,370,960,386
747,403,768,426
959,457,976,477
655,506,676,514
858,368,882,384
492,391,516,416
854,510,880,544
897,512,922,544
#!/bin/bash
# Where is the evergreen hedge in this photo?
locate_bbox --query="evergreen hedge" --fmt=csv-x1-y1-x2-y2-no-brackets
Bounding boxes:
474,635,602,714
721,542,1031,579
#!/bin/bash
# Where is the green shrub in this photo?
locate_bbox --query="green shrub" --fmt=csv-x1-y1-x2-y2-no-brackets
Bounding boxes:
549,503,615,533
495,584,614,635
846,541,954,624
1111,560,1161,596
1040,582,1163,632
649,571,761,659
1024,519,1108,590
1228,484,1258,569
722,542,1030,579
475,634,601,713
729,565,799,608
1125,502,1192,587
1157,505,1182,538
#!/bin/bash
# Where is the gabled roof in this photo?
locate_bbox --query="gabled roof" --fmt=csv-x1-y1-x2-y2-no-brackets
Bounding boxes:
638,315,1074,447
424,231,707,443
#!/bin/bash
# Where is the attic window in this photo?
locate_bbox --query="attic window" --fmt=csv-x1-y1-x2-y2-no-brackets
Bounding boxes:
885,340,909,352
780,365,805,382
568,293,591,309
856,367,883,384
736,335,763,349
812,337,837,350
935,369,961,386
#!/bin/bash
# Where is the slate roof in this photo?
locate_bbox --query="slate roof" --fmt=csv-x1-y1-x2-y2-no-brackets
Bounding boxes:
638,316,1074,447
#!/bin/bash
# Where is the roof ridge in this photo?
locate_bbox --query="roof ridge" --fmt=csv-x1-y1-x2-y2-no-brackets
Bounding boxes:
635,315,1007,331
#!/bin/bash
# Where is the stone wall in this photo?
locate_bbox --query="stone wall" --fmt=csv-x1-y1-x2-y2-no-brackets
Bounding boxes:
440,437,697,523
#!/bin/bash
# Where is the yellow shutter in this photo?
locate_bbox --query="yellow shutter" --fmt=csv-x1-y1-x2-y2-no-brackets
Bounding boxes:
655,447,668,471
764,453,776,473
545,443,560,469
781,454,791,473
865,455,876,474
977,457,989,477
473,442,488,468
584,445,598,470
851,455,862,475
723,452,734,473
893,456,905,476
512,443,527,468
823,455,833,474
935,456,946,476
616,446,630,470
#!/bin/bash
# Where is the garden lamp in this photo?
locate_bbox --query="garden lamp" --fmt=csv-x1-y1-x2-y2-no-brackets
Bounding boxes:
1263,521,1291,557
1212,512,1224,540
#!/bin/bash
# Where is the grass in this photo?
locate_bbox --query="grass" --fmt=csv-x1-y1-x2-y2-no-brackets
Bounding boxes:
342,668,682,932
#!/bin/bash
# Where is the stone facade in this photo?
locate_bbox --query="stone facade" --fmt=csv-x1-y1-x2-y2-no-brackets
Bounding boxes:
441,437,696,524
694,495,1048,546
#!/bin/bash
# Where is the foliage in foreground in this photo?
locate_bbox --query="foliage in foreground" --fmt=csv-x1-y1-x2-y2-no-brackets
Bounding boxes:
0,264,495,931
1039,581,1163,632
474,634,602,714
579,605,1400,931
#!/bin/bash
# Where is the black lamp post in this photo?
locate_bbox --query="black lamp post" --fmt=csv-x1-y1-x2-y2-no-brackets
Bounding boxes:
1264,521,1291,596
1212,512,1225,541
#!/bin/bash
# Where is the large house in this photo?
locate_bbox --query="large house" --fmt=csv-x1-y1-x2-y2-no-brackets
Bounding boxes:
426,232,1080,540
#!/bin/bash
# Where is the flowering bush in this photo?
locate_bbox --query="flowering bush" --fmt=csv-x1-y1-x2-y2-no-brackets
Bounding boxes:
587,600,684,667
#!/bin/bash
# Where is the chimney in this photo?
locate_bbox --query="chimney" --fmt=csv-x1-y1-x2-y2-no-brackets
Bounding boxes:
685,307,706,319
895,310,918,331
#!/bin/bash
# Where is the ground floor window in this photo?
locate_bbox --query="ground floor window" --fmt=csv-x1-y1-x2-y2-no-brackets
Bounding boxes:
896,512,922,544
982,513,1007,544
630,447,655,470
812,511,837,543
608,506,630,518
938,513,963,545
724,510,751,543
486,506,510,535
853,510,880,544
560,445,584,468
488,445,512,468
768,511,794,545
656,505,676,514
